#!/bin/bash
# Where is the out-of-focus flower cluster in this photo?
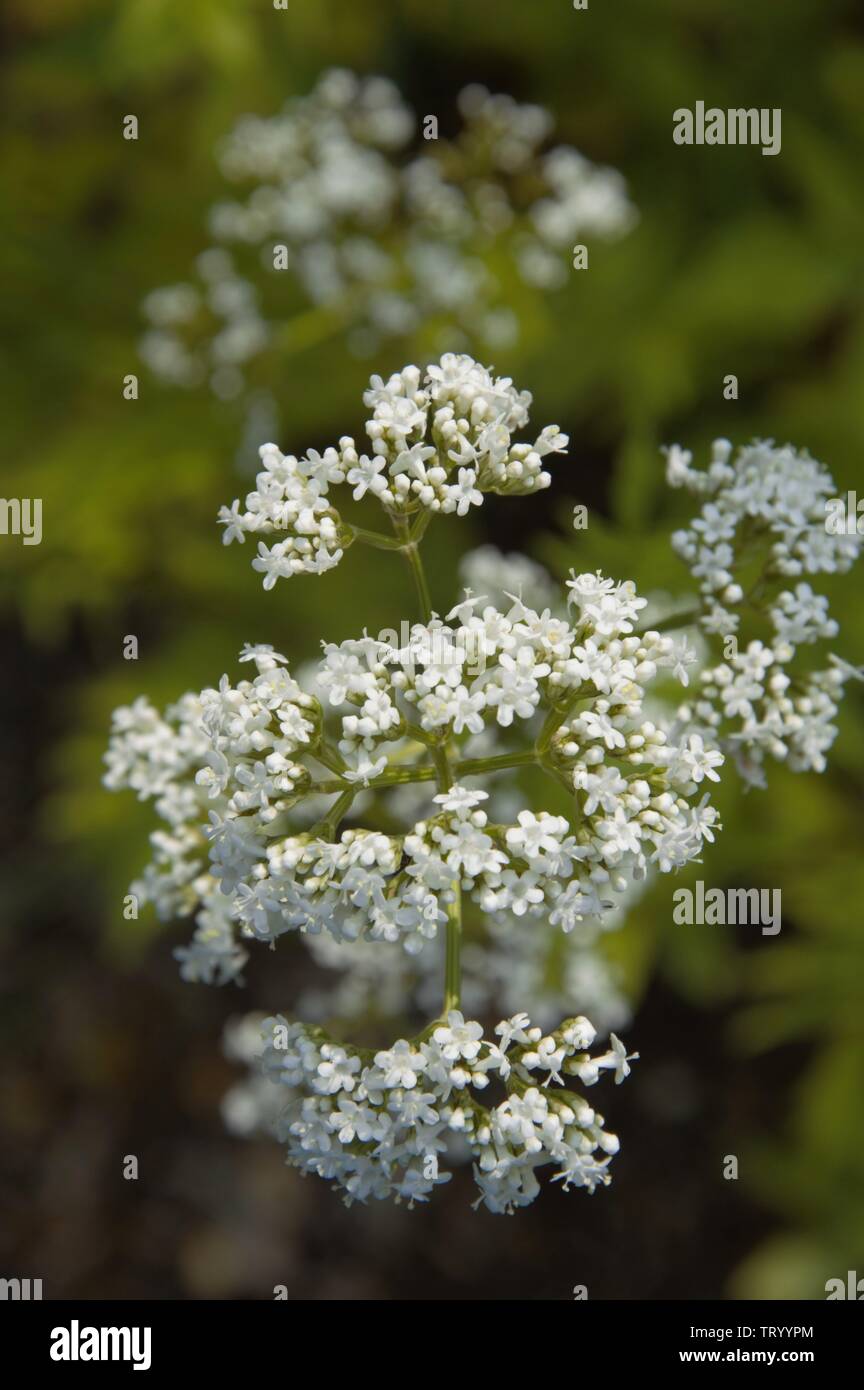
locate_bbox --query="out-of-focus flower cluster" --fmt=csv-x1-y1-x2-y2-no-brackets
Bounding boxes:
225,1010,636,1212
139,70,636,399
217,353,567,585
281,904,634,1049
666,438,863,785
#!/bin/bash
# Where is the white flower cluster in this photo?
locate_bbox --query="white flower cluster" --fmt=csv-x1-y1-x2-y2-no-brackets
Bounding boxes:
232,552,649,1053
666,438,862,782
103,692,249,984
267,549,633,1043
217,354,568,586
140,70,636,396
253,1011,636,1212
105,562,719,979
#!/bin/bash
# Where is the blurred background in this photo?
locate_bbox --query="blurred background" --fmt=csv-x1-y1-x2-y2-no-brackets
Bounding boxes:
2,0,863,1300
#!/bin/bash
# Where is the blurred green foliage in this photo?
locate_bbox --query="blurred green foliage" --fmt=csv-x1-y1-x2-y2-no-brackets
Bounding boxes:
3,0,863,1297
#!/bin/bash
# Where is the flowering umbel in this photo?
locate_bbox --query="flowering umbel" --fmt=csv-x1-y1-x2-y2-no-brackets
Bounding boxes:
253,1012,636,1212
106,356,861,1210
666,438,862,785
216,354,566,585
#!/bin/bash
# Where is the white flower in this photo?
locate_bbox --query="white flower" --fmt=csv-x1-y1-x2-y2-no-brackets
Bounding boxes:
372,1040,427,1089
495,1013,538,1051
315,1046,361,1094
592,1034,639,1085
238,643,289,671
432,1011,484,1062
347,453,388,501
672,734,724,785
505,810,568,863
433,786,488,815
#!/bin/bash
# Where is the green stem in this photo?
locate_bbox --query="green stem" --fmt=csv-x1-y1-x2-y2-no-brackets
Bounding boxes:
308,749,546,797
391,525,462,1012
308,765,438,795
431,744,454,792
315,741,350,775
536,688,587,757
349,526,404,552
443,883,462,1014
430,738,462,1013
402,541,433,622
310,787,357,840
456,749,537,776
409,510,433,544
390,514,434,622
400,717,437,747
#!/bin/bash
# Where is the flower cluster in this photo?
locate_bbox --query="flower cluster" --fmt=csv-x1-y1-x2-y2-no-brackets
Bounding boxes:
103,691,248,985
140,70,636,399
666,438,862,783
249,1011,636,1212
217,354,567,585
105,562,718,979
103,361,789,1215
271,548,635,1040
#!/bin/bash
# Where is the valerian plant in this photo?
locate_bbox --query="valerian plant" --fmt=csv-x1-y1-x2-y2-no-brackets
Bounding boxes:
105,355,860,1212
